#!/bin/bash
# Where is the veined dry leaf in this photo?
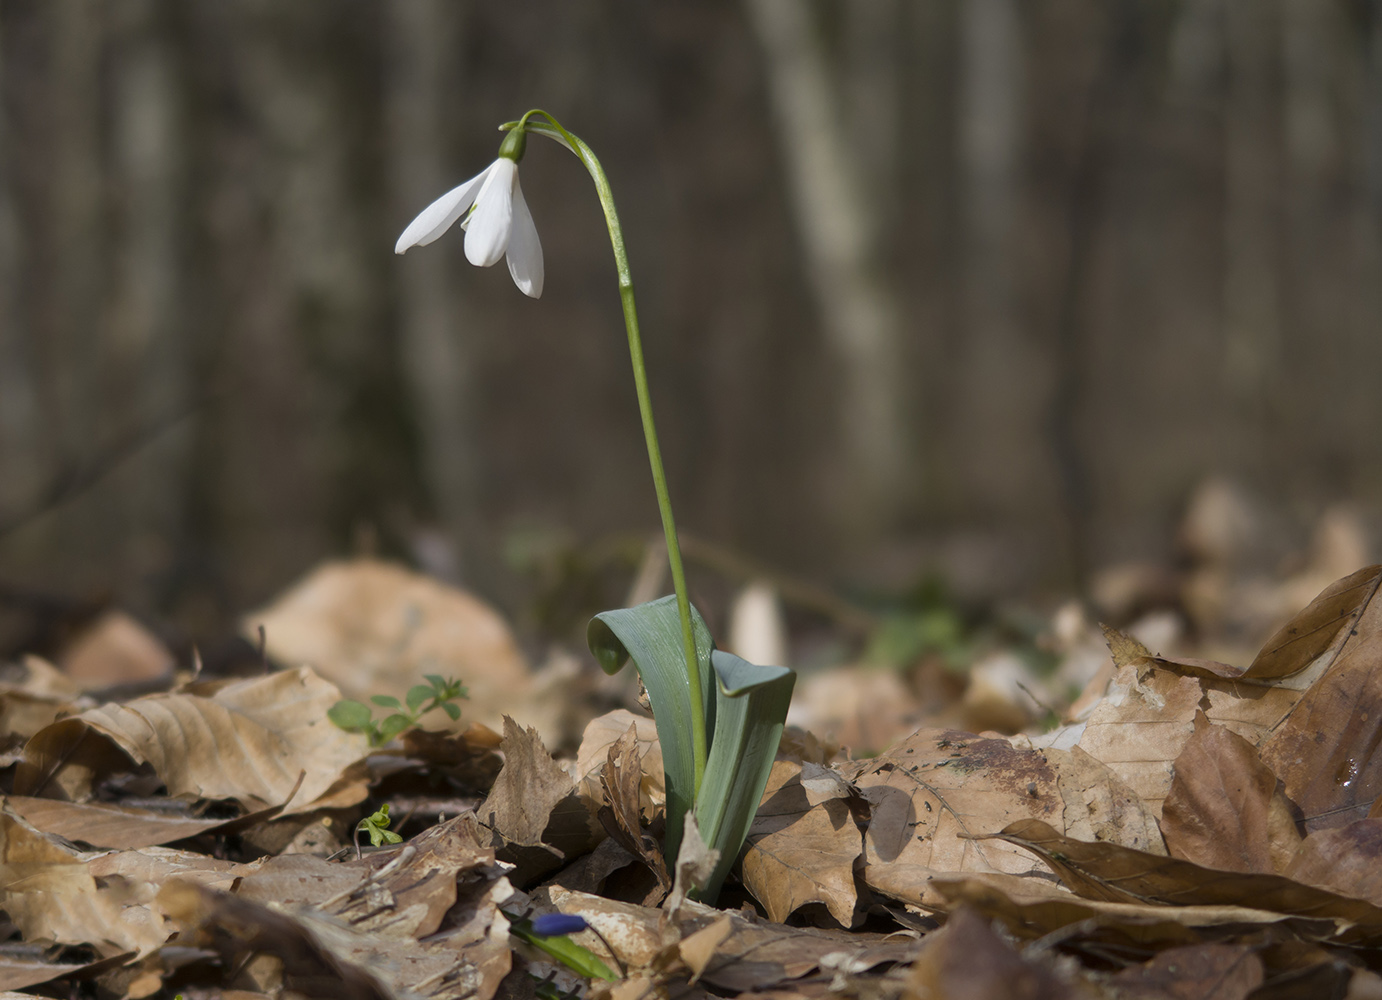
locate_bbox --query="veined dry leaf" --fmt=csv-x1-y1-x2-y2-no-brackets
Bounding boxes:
1076,660,1203,821
1285,819,1382,907
1248,565,1382,680
984,818,1382,935
1260,567,1382,832
480,717,575,849
0,806,165,958
245,558,539,736
844,729,1159,909
741,759,861,927
932,871,1324,944
904,907,1085,1000
574,709,664,819
5,793,289,850
15,666,369,813
1160,712,1299,873
1109,943,1263,1000
599,724,669,897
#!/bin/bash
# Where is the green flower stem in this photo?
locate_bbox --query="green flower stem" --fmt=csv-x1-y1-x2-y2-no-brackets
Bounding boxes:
505,111,707,795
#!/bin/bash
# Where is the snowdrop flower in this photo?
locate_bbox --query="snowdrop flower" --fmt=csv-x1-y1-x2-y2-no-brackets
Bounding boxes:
395,129,543,298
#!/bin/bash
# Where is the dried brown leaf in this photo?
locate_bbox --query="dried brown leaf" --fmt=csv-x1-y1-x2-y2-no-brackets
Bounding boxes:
15,666,370,813
1249,565,1382,680
0,656,83,741
985,818,1382,935
1160,712,1296,873
1261,567,1382,832
933,871,1319,943
599,724,669,894
1109,943,1263,1000
845,729,1159,908
741,759,861,926
1285,819,1382,907
904,907,1086,1000
480,717,574,849
575,709,664,818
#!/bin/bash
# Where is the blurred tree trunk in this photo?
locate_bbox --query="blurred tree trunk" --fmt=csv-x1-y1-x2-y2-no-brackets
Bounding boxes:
955,0,1043,520
107,0,190,584
743,0,911,535
0,15,39,521
42,0,108,565
1221,0,1282,426
384,0,478,584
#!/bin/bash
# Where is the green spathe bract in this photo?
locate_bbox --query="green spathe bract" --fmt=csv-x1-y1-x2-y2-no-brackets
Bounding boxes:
590,596,795,901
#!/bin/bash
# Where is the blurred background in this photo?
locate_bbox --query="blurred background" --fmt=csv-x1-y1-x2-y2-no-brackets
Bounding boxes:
2,0,1381,665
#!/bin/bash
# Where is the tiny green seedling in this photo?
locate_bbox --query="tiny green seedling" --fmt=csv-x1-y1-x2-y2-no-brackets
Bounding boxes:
328,674,467,746
356,803,403,855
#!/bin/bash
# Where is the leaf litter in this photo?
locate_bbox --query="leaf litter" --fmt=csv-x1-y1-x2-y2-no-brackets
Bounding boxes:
7,559,1382,997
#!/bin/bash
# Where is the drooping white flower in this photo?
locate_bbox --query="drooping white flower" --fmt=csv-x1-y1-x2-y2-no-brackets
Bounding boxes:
395,140,544,298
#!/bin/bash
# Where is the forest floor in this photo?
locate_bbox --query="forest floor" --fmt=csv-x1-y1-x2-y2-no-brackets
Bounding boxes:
1,498,1381,1000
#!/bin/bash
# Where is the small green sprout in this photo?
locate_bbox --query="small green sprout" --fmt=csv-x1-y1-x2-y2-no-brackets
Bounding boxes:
328,674,467,746
356,803,403,851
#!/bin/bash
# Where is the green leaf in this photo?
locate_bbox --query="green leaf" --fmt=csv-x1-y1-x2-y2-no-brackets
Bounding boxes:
327,700,372,731
441,701,461,721
694,649,796,902
424,673,446,690
507,916,617,981
406,685,433,713
371,694,402,709
589,596,715,861
357,804,404,847
376,713,412,743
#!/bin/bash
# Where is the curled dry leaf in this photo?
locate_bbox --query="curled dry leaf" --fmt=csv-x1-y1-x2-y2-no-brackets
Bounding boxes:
574,709,664,819
933,871,1319,945
843,729,1159,908
741,758,861,927
1160,711,1300,874
1260,566,1382,832
985,818,1382,942
904,907,1085,1000
598,723,669,895
16,666,370,813
0,656,83,741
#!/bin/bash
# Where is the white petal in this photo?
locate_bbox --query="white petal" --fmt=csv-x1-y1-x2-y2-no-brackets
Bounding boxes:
394,166,491,254
464,158,516,268
505,175,544,298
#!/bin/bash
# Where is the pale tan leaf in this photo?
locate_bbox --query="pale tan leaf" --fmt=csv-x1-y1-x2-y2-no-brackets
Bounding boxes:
845,729,1159,908
1076,662,1203,821
0,807,166,958
574,709,664,819
245,558,538,735
741,759,860,926
58,610,174,689
16,666,369,813
0,656,83,742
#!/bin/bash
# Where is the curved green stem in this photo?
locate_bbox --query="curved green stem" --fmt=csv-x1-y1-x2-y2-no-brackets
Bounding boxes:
506,111,707,795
